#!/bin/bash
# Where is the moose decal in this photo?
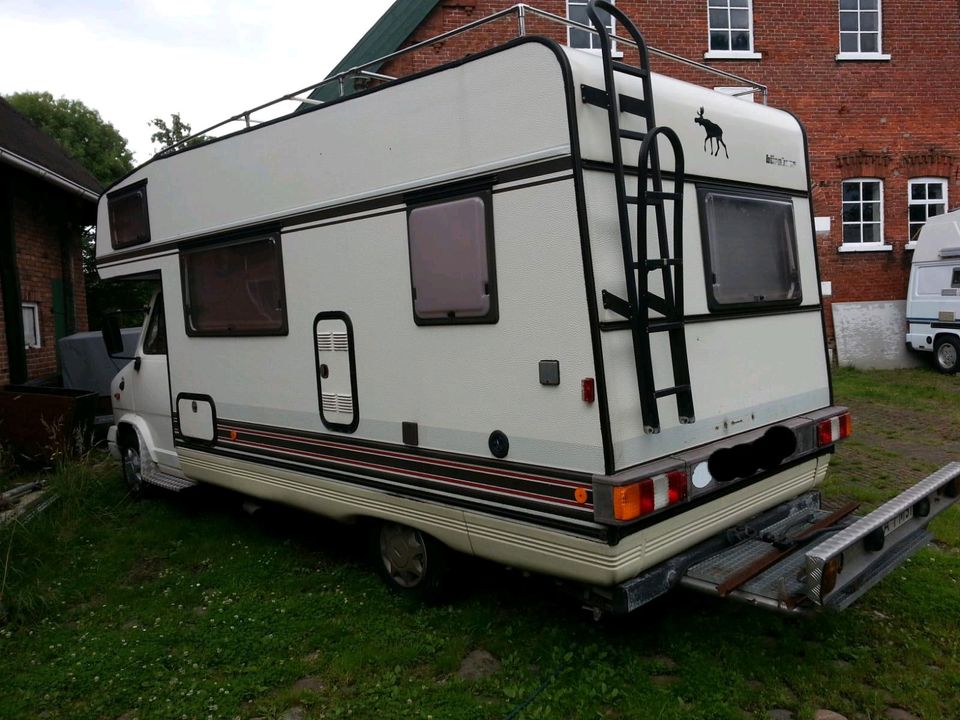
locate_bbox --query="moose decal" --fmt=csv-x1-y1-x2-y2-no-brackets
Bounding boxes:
695,107,728,158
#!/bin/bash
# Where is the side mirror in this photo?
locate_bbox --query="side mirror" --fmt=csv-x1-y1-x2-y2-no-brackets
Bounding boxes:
102,315,125,356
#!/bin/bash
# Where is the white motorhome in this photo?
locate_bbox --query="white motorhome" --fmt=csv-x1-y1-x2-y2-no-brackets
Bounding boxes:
97,2,958,614
905,208,960,373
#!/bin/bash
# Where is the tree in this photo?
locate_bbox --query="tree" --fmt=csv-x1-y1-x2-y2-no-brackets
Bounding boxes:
5,91,134,186
149,113,207,153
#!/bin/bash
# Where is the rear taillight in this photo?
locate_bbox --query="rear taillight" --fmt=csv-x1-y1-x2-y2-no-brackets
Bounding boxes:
817,412,852,447
613,470,688,521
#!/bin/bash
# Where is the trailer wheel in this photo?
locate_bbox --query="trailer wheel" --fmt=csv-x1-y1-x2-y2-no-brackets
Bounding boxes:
373,521,448,601
934,336,960,374
119,433,147,498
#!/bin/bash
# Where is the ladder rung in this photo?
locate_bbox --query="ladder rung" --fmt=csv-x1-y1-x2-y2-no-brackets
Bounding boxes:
643,259,682,270
649,321,683,333
647,190,681,202
619,94,650,118
619,129,646,142
612,62,649,78
654,384,691,399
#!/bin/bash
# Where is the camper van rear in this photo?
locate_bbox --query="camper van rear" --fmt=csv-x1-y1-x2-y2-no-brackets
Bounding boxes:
95,2,959,615
905,208,960,373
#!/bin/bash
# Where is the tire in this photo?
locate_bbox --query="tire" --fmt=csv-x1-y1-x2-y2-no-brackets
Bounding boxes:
372,521,448,602
934,336,960,374
120,434,148,498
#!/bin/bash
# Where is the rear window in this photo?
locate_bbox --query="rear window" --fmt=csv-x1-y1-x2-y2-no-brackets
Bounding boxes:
107,180,150,249
180,234,287,336
697,186,802,311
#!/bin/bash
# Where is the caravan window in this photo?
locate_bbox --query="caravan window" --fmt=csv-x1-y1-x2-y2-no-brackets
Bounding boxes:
180,234,287,336
697,186,801,311
407,193,498,325
107,180,150,249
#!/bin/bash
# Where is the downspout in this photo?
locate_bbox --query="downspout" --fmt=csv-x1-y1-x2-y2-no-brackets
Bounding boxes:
0,175,27,384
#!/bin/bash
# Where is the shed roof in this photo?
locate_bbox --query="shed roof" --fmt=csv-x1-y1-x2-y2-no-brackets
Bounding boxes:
303,0,440,105
0,97,103,200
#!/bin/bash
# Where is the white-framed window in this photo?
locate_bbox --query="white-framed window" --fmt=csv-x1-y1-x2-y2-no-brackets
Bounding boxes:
567,0,618,54
907,178,948,248
838,0,890,60
705,0,760,59
840,178,891,251
22,302,40,348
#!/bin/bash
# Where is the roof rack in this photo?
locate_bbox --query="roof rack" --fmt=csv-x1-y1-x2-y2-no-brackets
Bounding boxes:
157,3,768,157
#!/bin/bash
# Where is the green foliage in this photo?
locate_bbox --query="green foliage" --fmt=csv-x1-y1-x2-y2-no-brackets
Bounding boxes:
149,112,207,153
5,91,134,186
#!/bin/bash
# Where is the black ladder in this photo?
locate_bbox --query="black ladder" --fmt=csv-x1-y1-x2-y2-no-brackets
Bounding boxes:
583,0,694,434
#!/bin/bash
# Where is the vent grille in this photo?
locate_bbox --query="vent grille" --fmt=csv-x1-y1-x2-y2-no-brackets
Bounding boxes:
316,331,349,352
322,392,354,414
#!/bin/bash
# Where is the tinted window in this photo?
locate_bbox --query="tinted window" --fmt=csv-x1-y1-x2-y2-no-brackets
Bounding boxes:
181,234,287,336
142,295,167,354
698,186,801,310
107,180,150,249
407,193,498,325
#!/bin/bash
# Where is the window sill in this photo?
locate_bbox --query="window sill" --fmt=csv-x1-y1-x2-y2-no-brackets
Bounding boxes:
836,52,891,61
905,241,917,250
838,244,893,253
704,51,762,61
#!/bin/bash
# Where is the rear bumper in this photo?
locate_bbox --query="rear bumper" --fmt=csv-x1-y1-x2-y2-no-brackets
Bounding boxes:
602,462,960,614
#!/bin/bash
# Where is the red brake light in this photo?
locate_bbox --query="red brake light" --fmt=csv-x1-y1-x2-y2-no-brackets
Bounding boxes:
611,470,688,522
582,378,595,404
817,412,853,446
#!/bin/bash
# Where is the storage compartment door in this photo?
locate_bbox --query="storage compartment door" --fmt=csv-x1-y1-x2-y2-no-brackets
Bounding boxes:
176,394,216,443
314,313,358,432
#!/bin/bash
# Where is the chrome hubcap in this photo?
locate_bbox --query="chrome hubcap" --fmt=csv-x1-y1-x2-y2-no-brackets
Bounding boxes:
379,523,427,588
939,344,957,369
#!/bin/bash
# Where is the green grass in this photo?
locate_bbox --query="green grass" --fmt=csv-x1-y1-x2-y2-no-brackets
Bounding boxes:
1,369,959,720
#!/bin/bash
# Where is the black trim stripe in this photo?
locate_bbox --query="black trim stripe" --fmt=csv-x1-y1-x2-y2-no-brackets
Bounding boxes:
580,159,810,199
175,418,598,524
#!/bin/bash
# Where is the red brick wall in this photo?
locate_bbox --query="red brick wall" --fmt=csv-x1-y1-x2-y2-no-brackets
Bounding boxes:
374,0,960,340
1,173,89,384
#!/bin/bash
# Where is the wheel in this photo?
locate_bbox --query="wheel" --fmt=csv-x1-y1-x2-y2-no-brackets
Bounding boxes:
373,521,448,602
120,436,147,497
934,336,960,374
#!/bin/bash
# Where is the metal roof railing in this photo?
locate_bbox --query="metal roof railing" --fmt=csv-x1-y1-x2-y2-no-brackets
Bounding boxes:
158,3,768,157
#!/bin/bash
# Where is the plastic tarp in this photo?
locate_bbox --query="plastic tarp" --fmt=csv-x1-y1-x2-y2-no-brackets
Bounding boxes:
57,329,140,396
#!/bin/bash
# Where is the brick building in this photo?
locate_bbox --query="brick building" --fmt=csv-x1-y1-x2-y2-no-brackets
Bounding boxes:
0,98,101,384
312,0,960,367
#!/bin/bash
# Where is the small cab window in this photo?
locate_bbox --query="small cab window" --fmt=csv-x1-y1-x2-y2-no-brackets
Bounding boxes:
181,234,287,336
697,186,801,310
407,192,498,325
107,180,150,249
143,295,167,354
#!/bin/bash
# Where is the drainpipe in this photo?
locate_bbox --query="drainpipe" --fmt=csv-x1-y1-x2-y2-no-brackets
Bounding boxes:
0,176,27,384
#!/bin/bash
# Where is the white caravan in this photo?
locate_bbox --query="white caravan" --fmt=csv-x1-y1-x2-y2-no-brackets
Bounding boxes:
905,208,960,373
97,2,958,614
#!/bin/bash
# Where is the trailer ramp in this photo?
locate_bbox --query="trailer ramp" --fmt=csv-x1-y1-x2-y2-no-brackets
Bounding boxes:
679,462,960,613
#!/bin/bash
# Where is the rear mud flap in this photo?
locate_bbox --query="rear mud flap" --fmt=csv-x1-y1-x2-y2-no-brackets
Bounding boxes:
674,462,960,614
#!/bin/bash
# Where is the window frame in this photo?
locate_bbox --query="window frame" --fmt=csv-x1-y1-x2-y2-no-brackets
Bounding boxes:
406,188,499,327
107,179,151,249
142,294,167,355
179,231,289,337
837,0,891,61
22,302,40,349
566,0,621,56
840,178,891,252
705,0,762,60
906,177,949,250
696,183,803,313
